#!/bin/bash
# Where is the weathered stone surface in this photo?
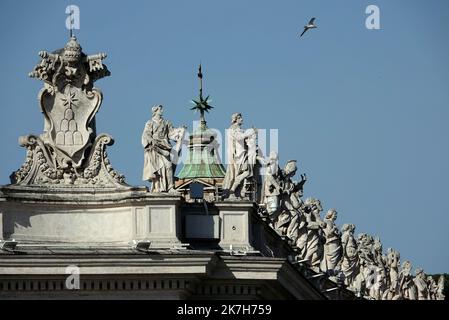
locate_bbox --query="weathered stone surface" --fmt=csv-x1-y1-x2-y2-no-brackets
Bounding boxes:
0,186,184,248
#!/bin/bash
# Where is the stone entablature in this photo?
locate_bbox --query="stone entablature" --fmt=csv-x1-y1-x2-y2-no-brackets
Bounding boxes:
0,250,341,300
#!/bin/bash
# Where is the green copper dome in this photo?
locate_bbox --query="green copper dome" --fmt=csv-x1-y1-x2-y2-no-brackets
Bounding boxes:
177,126,226,179
177,64,226,180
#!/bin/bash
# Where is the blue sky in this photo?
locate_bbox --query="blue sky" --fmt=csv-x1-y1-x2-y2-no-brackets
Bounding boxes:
0,0,448,273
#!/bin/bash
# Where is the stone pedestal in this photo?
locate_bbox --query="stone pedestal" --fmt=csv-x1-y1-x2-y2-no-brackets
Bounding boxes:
0,185,185,249
134,197,186,249
215,201,257,251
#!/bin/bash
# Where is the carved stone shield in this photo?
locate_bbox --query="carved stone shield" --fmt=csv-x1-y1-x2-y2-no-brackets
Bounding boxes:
39,84,102,166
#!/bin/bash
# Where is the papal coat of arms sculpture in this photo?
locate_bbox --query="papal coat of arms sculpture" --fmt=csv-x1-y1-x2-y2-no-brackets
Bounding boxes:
10,36,125,187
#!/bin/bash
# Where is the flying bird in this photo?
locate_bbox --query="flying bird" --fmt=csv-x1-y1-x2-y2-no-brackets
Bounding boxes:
300,17,317,37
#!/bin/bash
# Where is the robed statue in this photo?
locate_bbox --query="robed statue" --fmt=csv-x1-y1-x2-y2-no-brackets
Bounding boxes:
222,113,257,199
142,105,185,193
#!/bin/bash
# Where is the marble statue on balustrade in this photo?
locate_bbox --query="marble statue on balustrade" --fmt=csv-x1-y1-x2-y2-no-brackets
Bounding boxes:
413,268,429,300
223,113,257,199
377,267,388,300
284,181,307,245
427,276,438,300
437,275,446,300
245,130,266,202
372,237,387,273
387,248,400,291
10,36,125,187
142,105,185,193
260,155,308,257
358,233,387,298
261,151,282,216
397,260,417,300
272,160,307,241
357,233,376,268
366,266,387,300
320,209,342,273
273,160,299,232
303,198,325,269
288,186,309,258
341,223,360,289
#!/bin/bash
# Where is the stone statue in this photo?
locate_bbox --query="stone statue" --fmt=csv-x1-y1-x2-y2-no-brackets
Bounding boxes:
321,209,342,273
341,223,360,289
286,185,303,237
273,161,307,240
413,268,429,300
357,233,376,268
372,237,386,273
142,105,185,193
273,161,299,232
437,275,445,300
397,260,417,300
427,276,438,300
223,113,257,199
303,198,325,269
356,233,375,296
244,131,265,202
11,36,125,187
261,151,282,217
288,186,308,257
367,266,387,300
387,248,400,291
366,237,388,299
265,168,308,258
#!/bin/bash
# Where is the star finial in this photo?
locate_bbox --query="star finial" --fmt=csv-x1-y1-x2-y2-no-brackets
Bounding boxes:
190,64,213,130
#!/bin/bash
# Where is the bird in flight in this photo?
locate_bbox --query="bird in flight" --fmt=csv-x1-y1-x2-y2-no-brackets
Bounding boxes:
300,17,317,37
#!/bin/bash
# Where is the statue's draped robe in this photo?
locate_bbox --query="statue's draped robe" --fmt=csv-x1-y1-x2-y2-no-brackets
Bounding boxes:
304,213,324,267
387,253,399,290
341,232,360,286
321,219,342,271
142,118,176,192
260,162,282,215
223,125,254,191
413,275,429,300
275,176,296,235
284,192,307,255
398,272,417,300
